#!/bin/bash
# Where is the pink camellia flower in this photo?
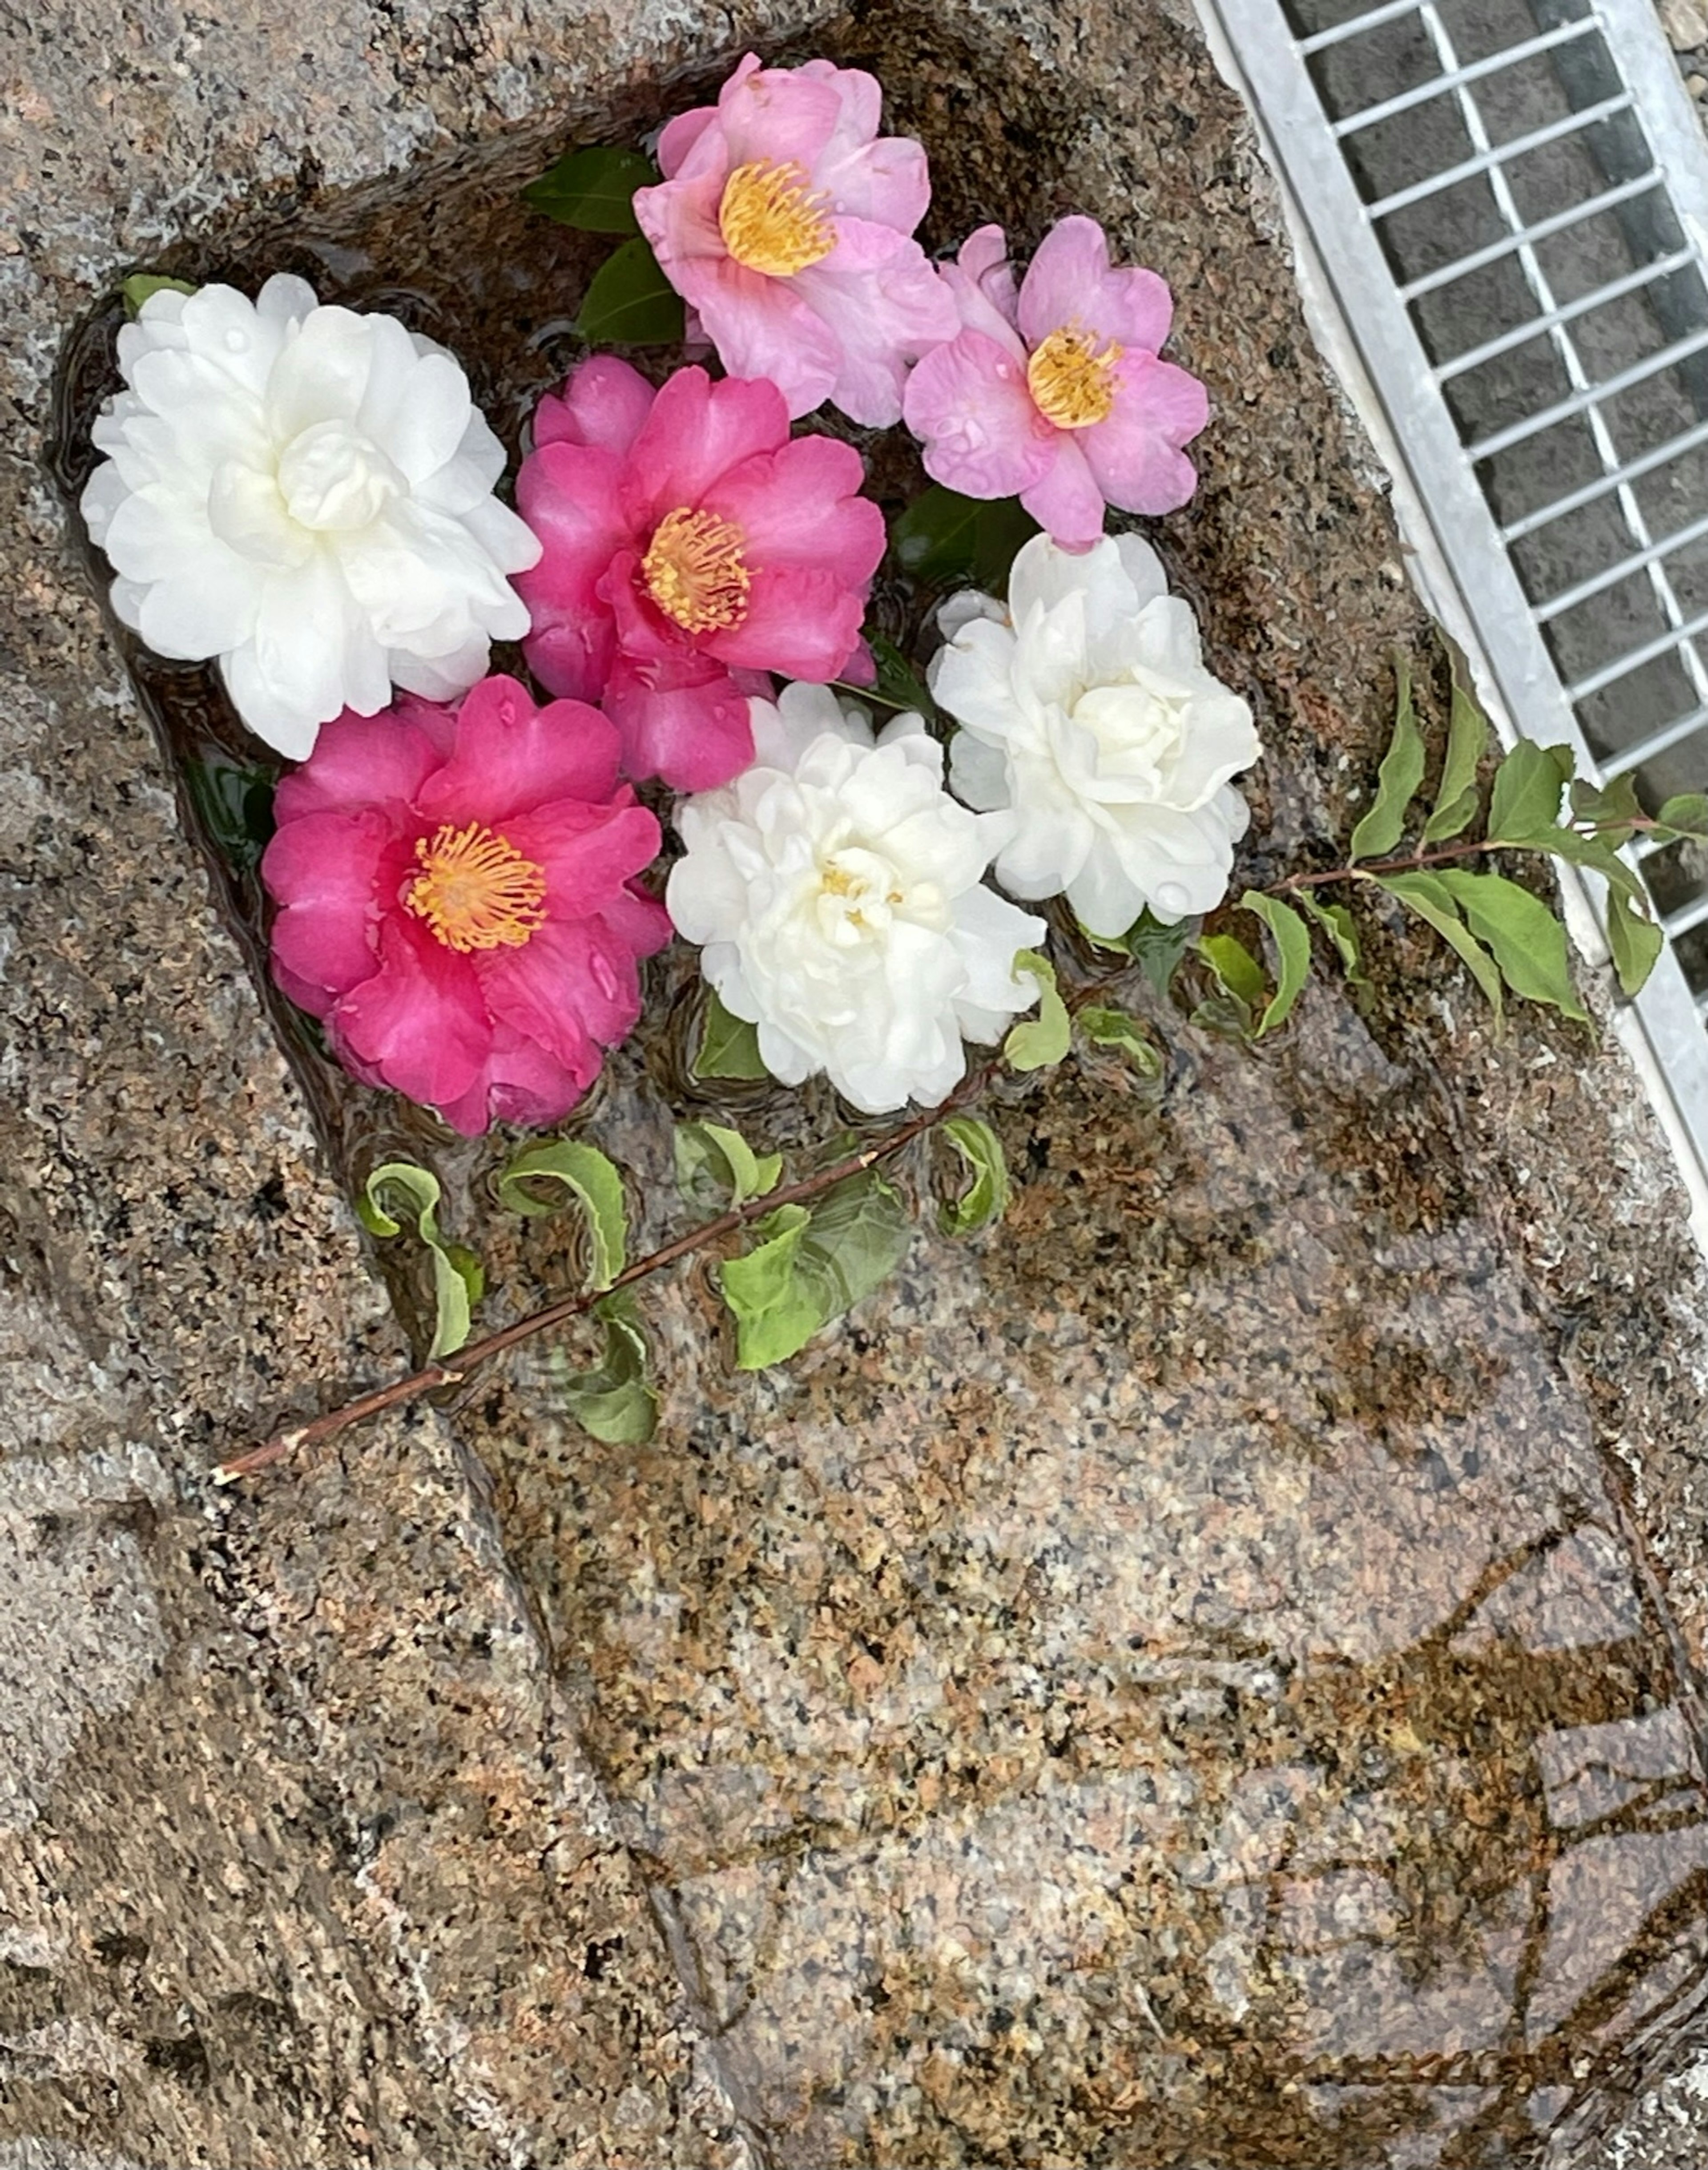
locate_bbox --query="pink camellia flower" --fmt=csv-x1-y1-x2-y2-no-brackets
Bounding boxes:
632,54,958,425
262,674,670,1136
902,217,1210,549
516,359,886,791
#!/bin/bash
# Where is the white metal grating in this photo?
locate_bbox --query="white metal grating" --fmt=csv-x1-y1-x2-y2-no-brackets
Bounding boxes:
1195,0,1708,1236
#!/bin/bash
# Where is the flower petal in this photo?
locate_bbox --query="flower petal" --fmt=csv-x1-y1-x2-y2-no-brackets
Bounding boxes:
533,355,657,454
263,807,398,1001
1016,216,1174,353
625,367,790,516
1019,436,1108,550
904,329,1056,500
412,677,624,827
331,912,491,1113
604,655,760,790
1079,355,1209,516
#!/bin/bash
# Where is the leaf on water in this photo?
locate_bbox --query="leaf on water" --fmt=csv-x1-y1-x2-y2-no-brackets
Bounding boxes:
1657,792,1708,840
1605,884,1664,998
1238,891,1312,1037
675,1120,783,1207
559,1294,658,1444
1377,871,1504,1026
1003,949,1072,1072
938,1116,1010,1236
718,1170,913,1369
1569,773,1644,845
495,1139,628,1290
1189,989,1255,1042
1077,1004,1164,1077
1486,739,1575,843
1295,892,1366,986
1121,908,1197,995
1349,657,1427,862
184,756,276,874
694,989,769,1081
121,274,196,316
576,236,685,344
1434,867,1590,1023
1197,931,1267,1011
865,629,935,715
890,486,1039,589
357,1160,480,1361
521,145,657,232
1421,669,1489,842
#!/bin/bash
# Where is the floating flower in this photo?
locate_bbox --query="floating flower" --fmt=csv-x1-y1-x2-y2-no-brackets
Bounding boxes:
516,359,885,791
929,532,1258,937
632,54,958,425
667,682,1045,1113
262,674,669,1136
80,276,541,760
902,218,1209,548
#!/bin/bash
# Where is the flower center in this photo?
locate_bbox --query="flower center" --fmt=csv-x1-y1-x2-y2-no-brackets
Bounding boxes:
718,159,836,277
406,822,548,952
1026,326,1124,430
814,847,929,944
275,419,404,532
642,507,752,635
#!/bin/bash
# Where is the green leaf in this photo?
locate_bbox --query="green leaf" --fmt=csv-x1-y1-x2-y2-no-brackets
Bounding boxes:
1121,908,1196,995
1077,1004,1164,1077
1003,949,1071,1072
1569,773,1644,845
694,989,769,1081
1606,885,1664,998
1296,892,1366,987
183,755,276,873
1421,671,1489,842
1350,658,1428,861
1190,990,1255,1042
675,1121,782,1207
866,629,934,715
576,236,685,344
938,1116,1010,1236
1239,891,1313,1037
1656,792,1708,840
357,1161,479,1361
1434,868,1589,1023
890,486,1039,590
1486,740,1575,843
121,274,196,317
1515,822,1644,905
495,1139,627,1290
521,145,656,232
559,1294,658,1444
1197,931,1266,1010
718,1170,912,1369
1378,871,1504,1025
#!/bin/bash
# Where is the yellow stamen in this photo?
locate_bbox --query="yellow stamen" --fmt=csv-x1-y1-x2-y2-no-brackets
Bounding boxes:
718,159,835,277
642,507,752,635
406,821,547,953
1027,325,1124,429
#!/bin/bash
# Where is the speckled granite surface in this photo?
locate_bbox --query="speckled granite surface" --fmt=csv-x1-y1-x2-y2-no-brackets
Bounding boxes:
10,0,1708,2163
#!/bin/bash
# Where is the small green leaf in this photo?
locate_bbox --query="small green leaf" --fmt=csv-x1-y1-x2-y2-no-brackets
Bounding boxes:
1421,670,1489,842
1434,868,1589,1023
1657,792,1708,840
184,755,276,873
694,989,769,1081
1078,1004,1164,1077
1239,891,1312,1037
1197,931,1267,1010
121,274,196,317
890,486,1040,589
1296,892,1366,986
496,1139,627,1290
1515,822,1644,905
576,236,685,344
1190,990,1255,1042
1378,871,1504,1025
560,1294,658,1444
1004,949,1071,1072
1486,740,1575,843
1569,773,1644,844
522,145,657,232
675,1121,782,1207
938,1116,1010,1236
865,630,934,715
1350,658,1428,861
718,1170,912,1369
357,1161,479,1361
1606,885,1664,997
1121,908,1196,995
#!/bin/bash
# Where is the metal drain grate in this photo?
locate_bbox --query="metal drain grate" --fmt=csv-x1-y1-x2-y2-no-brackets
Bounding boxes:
1197,0,1708,1232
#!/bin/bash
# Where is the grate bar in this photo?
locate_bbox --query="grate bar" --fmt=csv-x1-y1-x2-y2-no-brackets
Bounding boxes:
1533,505,1708,622
1397,173,1666,300
1499,412,1708,539
1563,603,1708,699
1299,0,1422,54
1332,18,1602,139
1434,248,1699,384
1464,324,1708,463
1600,702,1708,776
1366,92,1636,221
1664,889,1708,939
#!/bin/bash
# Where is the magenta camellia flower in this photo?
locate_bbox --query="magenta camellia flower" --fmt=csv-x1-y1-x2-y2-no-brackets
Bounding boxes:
262,674,670,1136
902,218,1210,549
632,53,958,425
516,358,886,791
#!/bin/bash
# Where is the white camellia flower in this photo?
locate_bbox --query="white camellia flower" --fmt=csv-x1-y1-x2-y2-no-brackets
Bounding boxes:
667,683,1047,1113
928,530,1260,937
80,275,542,759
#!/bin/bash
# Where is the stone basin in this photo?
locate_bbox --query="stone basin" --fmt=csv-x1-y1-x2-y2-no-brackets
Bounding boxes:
8,0,1708,2163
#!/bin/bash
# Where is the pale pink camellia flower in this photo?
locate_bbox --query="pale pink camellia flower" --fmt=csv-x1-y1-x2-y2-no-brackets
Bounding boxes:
516,358,886,791
632,53,958,425
902,217,1210,549
262,674,670,1137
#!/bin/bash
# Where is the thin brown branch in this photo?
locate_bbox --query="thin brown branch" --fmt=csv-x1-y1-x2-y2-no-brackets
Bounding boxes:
1267,814,1662,897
